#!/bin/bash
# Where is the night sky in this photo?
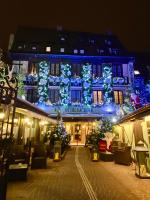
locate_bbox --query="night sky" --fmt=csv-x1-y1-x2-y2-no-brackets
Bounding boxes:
0,0,150,52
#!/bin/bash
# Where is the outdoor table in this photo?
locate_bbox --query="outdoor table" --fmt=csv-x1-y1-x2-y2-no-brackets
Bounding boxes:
8,163,28,181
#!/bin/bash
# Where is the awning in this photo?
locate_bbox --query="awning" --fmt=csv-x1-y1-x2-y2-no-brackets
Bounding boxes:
16,98,57,124
116,103,150,124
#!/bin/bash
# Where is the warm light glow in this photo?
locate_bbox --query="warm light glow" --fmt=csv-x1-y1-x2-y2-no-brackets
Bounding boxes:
14,118,18,123
93,122,96,126
112,117,117,123
46,46,51,52
39,120,48,126
0,112,5,119
24,118,33,126
66,125,70,129
145,116,150,122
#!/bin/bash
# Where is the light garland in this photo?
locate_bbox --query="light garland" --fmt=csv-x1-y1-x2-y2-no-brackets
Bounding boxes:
17,74,25,98
102,64,113,103
60,64,71,105
82,63,92,106
38,61,49,103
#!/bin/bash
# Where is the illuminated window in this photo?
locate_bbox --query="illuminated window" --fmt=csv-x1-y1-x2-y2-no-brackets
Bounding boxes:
32,46,36,50
50,63,60,76
46,46,51,52
134,70,140,75
74,49,78,54
93,90,103,104
60,37,65,41
80,50,84,54
18,45,22,49
114,91,123,104
60,48,65,53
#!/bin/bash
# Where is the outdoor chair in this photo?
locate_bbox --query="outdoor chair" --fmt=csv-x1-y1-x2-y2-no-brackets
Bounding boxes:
10,145,29,164
31,144,47,169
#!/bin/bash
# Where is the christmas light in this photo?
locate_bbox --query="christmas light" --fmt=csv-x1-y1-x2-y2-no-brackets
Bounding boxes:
38,61,49,103
82,63,92,106
60,64,71,105
102,64,113,103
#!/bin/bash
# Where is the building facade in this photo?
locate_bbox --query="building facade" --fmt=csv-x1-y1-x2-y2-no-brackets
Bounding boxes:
8,27,135,144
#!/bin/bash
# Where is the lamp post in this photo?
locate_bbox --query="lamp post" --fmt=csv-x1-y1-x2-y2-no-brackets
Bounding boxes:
0,49,18,200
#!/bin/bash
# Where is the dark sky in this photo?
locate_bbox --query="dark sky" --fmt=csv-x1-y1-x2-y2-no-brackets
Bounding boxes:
0,0,150,52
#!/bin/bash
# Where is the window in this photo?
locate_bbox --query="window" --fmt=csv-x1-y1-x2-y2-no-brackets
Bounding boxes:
89,39,95,44
74,49,78,54
27,89,38,103
46,46,51,52
134,70,140,75
12,60,28,75
112,64,123,77
32,46,37,50
60,48,65,53
71,90,81,103
72,63,81,76
18,45,23,49
60,37,65,41
50,63,60,76
114,91,123,104
99,49,104,55
92,65,102,77
93,90,103,104
80,49,84,54
48,89,59,103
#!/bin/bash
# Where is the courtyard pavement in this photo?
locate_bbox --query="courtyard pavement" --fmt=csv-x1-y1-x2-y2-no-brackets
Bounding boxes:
7,147,150,200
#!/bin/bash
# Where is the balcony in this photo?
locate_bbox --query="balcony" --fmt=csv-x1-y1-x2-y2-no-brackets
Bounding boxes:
37,103,118,118
23,75,129,87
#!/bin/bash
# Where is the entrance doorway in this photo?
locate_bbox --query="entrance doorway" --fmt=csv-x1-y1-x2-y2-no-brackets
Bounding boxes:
65,122,94,145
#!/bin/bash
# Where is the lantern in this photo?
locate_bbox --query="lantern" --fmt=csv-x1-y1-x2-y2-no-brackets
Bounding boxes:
53,141,61,161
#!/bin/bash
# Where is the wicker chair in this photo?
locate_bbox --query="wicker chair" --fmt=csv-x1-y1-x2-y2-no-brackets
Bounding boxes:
11,145,29,164
31,145,47,169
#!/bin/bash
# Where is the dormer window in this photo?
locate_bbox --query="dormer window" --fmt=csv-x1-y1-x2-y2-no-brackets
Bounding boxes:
32,46,37,50
108,40,112,45
74,49,78,54
134,70,140,75
18,45,23,49
60,37,65,41
60,48,65,53
46,46,51,52
89,39,95,44
105,40,112,45
80,50,84,54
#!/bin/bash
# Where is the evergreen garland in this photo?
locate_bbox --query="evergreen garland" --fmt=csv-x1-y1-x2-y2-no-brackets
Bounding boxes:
82,63,92,106
17,74,25,98
60,64,71,105
102,64,113,103
38,61,49,103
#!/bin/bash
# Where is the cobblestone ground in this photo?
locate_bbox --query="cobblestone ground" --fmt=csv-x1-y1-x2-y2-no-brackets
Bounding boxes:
7,147,150,200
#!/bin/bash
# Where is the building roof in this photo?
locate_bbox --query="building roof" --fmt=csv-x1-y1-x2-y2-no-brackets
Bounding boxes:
116,103,150,124
10,26,128,56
